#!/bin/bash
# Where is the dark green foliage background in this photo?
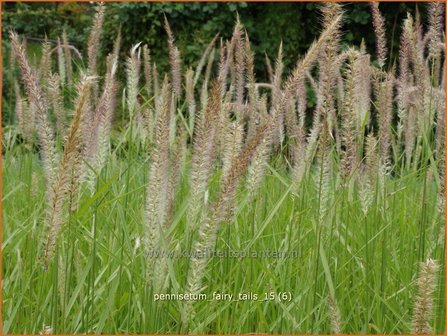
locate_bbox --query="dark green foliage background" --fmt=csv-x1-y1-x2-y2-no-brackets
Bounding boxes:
2,2,427,72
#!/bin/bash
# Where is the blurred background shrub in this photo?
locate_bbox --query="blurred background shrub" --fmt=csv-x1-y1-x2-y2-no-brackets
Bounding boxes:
2,2,426,74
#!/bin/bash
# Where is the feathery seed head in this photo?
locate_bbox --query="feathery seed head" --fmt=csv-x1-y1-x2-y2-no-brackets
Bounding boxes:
412,258,439,334
370,2,388,67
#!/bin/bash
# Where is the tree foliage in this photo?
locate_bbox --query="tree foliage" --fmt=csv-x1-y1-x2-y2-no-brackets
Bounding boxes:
2,1,425,78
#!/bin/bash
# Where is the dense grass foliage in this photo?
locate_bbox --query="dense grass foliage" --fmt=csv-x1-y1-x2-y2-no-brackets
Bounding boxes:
2,2,445,334
3,151,445,333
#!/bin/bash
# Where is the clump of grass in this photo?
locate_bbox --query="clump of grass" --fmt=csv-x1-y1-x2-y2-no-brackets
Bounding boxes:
183,119,272,327
10,31,57,196
43,75,96,266
3,2,445,334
